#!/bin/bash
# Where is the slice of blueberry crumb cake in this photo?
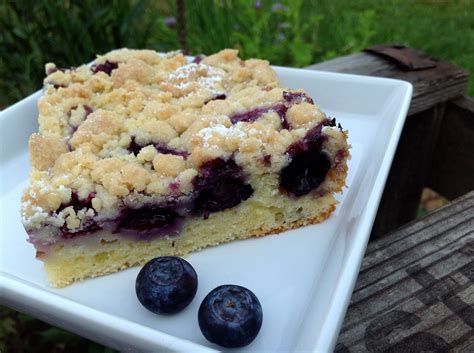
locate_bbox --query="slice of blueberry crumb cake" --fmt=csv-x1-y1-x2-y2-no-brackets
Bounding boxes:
21,49,350,287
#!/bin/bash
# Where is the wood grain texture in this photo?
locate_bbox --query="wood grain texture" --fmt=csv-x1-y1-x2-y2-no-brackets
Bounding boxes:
307,50,469,115
364,44,437,70
335,191,474,353
306,45,470,237
370,103,446,238
428,96,474,200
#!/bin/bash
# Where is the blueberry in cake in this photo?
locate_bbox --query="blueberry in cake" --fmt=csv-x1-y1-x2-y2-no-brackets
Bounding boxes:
21,49,350,287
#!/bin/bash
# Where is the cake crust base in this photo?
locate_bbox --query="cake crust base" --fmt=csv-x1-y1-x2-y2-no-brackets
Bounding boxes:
21,48,351,288
43,185,339,287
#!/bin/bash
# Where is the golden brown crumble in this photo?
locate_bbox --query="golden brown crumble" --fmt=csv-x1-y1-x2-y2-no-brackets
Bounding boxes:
22,48,349,234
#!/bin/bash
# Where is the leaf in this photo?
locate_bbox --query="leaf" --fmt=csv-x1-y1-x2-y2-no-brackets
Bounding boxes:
40,327,82,344
288,40,313,67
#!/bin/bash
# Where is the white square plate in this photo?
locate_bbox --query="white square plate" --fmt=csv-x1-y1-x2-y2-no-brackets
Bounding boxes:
0,67,412,352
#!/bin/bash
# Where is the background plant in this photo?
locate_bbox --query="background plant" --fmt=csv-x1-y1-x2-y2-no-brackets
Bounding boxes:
1,0,473,108
1,0,473,351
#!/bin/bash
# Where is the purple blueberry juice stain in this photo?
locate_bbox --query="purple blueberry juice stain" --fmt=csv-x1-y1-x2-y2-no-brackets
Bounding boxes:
91,60,119,75
128,137,143,155
65,104,94,136
57,191,96,213
128,137,189,158
204,93,227,105
230,105,274,124
262,155,272,166
67,105,94,133
47,67,66,75
68,104,93,118
154,143,189,158
230,103,287,125
169,181,180,192
55,191,99,238
285,118,334,156
193,158,253,217
192,55,205,64
47,66,76,75
58,200,189,240
46,67,78,88
84,105,94,116
60,219,100,239
229,91,316,129
282,91,314,105
213,93,227,100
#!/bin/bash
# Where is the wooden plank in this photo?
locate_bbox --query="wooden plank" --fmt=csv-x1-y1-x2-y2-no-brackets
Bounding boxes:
370,103,446,238
306,48,469,115
335,191,474,353
306,45,470,237
427,96,474,200
364,44,437,70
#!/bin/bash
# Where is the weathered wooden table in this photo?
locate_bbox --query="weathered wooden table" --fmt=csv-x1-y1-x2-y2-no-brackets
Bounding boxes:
4,44,472,352
306,45,474,352
307,44,474,239
335,191,474,352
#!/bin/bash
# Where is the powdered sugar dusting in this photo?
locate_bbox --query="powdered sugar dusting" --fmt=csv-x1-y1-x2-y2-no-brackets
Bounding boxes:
197,122,250,148
167,63,224,94
23,47,350,248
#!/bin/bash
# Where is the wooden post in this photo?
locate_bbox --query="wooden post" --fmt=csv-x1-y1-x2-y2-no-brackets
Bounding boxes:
306,45,470,239
427,97,474,199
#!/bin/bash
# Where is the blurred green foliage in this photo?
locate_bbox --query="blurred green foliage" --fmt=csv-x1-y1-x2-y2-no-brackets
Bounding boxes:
0,0,173,107
1,0,473,351
1,0,473,107
0,305,116,352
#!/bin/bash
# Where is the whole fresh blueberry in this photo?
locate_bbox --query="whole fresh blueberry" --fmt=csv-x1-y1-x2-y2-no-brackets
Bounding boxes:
198,285,263,348
135,256,198,314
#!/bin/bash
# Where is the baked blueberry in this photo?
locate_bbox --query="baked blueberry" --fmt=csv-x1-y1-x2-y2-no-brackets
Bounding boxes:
280,120,333,196
193,158,253,216
136,256,198,314
23,48,350,288
118,207,181,233
91,60,118,75
280,149,331,196
198,285,263,348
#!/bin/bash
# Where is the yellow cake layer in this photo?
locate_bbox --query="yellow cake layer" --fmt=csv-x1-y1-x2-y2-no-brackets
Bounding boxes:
42,170,346,287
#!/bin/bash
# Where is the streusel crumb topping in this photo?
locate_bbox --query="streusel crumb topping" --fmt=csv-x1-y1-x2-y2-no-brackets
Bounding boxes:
22,48,347,233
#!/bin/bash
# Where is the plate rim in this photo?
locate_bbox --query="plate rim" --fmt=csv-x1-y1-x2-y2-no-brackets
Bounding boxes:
0,66,413,352
315,77,412,351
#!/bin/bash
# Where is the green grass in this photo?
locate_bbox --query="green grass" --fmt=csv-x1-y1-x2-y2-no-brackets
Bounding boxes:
1,0,473,107
1,0,473,351
0,0,169,107
0,306,116,353
337,0,474,92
